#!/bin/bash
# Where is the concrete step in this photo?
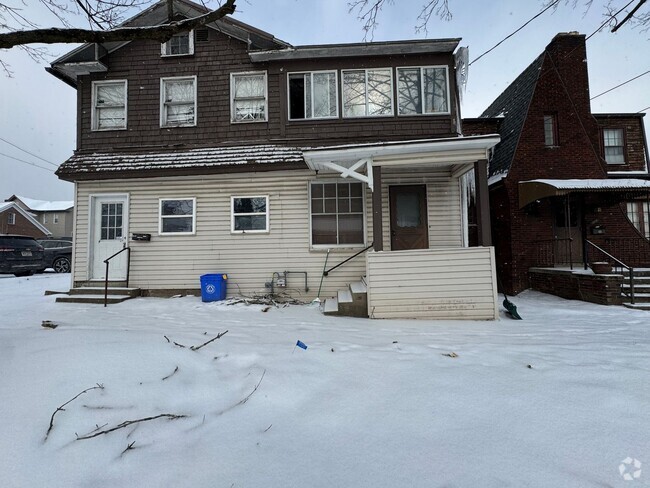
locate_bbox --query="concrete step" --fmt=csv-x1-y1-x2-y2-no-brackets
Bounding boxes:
622,302,650,311
323,297,339,315
350,280,367,294
56,294,133,305
68,287,140,298
622,269,650,278
338,289,353,303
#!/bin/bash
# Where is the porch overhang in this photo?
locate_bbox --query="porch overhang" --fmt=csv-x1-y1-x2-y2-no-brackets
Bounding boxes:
302,135,500,189
519,179,650,209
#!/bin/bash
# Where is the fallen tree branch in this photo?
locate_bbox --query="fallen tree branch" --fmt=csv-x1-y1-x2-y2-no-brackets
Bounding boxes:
76,413,187,440
164,335,186,348
120,441,136,456
190,330,228,351
161,366,179,381
45,384,104,441
214,369,266,417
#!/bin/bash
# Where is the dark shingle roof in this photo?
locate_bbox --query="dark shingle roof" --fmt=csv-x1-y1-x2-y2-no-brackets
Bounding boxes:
481,54,544,178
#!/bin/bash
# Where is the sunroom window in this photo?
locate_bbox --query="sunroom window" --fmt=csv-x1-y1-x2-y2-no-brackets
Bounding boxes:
92,80,127,130
231,196,269,232
231,72,267,122
288,71,338,119
159,198,195,235
161,31,194,56
310,182,364,246
397,67,449,115
160,76,196,127
342,68,393,117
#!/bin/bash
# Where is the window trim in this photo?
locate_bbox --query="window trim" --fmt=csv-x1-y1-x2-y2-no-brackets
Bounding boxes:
341,67,394,119
308,179,367,250
543,113,559,147
396,65,451,117
7,212,15,225
230,71,268,123
160,75,198,128
287,70,339,121
602,127,627,165
160,30,194,57
230,195,270,234
91,79,128,131
158,197,197,236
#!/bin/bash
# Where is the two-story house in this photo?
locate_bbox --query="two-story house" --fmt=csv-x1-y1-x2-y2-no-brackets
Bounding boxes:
473,32,650,307
48,0,501,319
0,201,51,238
5,195,74,239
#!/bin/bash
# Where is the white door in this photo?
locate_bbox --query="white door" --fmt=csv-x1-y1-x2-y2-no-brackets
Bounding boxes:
91,195,128,280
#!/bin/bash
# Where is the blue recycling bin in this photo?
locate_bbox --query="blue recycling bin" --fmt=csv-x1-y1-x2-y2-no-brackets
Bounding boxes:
200,273,228,302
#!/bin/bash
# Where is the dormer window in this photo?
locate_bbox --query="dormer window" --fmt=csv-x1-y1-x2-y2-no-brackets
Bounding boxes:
603,128,626,164
161,31,194,56
91,80,127,131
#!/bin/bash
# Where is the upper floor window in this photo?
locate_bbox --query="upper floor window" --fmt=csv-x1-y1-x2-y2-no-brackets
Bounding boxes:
544,114,558,147
92,80,127,131
342,68,393,118
231,72,267,122
161,31,194,56
160,76,197,127
397,66,449,115
231,196,269,233
159,198,196,235
53,213,59,224
603,128,625,164
7,213,15,225
288,71,338,120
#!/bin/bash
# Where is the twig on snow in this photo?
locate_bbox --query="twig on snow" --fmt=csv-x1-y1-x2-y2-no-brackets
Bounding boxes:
164,335,187,348
76,414,187,440
214,369,266,417
190,330,228,351
162,366,179,381
120,441,136,456
45,384,104,441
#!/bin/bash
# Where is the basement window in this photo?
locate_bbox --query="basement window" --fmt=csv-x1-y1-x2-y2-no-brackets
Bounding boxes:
231,196,269,233
397,66,449,115
310,182,365,247
160,76,197,127
288,71,338,120
159,198,196,235
161,31,194,56
603,128,626,164
92,80,127,131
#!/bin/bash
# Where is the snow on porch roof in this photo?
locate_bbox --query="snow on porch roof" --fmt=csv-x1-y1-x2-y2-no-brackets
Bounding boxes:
57,145,306,180
519,178,650,208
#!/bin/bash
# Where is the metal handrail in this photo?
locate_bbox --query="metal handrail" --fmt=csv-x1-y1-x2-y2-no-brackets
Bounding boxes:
103,246,131,307
585,239,634,304
323,243,373,277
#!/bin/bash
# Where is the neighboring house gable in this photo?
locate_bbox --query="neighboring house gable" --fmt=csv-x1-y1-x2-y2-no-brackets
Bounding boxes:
0,202,51,238
5,195,74,238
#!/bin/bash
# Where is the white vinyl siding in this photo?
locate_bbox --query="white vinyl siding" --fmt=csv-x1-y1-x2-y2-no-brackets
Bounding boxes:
160,76,197,127
92,80,127,131
366,247,498,320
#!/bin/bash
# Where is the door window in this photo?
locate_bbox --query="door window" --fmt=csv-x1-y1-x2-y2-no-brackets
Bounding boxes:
100,203,123,240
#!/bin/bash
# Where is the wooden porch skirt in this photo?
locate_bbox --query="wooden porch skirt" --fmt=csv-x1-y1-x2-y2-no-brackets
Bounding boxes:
366,247,499,320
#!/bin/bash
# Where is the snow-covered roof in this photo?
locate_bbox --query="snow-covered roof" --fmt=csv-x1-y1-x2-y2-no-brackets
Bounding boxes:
10,196,74,212
57,145,306,180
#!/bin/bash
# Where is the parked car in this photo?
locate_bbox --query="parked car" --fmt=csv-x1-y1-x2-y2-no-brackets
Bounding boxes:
37,239,72,273
0,235,45,276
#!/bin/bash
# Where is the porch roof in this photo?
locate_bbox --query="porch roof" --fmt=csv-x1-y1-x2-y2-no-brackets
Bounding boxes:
519,178,650,208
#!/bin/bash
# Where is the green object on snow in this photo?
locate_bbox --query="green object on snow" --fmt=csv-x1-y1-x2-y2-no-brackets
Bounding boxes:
503,295,522,320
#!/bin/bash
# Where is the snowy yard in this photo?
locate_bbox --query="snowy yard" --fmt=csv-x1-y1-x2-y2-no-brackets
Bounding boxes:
0,273,648,488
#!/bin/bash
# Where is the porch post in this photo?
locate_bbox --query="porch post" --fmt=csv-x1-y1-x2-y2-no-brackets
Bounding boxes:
372,165,383,251
474,159,492,246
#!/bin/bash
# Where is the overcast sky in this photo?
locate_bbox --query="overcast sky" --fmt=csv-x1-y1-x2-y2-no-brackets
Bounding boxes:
0,0,648,202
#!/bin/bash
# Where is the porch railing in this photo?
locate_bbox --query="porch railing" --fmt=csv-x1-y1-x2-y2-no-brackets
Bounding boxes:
323,243,374,277
585,239,635,305
104,246,131,307
531,238,574,268
601,237,650,267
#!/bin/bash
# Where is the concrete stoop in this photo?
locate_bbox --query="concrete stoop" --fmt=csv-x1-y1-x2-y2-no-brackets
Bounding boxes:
323,277,368,318
621,269,650,311
56,284,141,304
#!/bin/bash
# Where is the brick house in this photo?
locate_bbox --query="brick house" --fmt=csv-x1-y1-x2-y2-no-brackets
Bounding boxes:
473,32,650,303
47,0,501,319
5,195,74,238
0,202,51,238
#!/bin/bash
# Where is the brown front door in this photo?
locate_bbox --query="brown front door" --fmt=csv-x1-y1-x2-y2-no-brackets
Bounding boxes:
553,198,583,265
390,185,429,250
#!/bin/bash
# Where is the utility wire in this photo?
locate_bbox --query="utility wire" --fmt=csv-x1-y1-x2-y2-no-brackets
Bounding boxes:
0,136,59,168
637,105,650,113
469,0,560,66
586,0,637,39
590,69,650,100
0,151,56,173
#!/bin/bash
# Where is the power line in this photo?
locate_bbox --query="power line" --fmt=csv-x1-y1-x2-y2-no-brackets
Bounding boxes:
585,0,637,40
0,136,59,168
637,106,650,113
0,151,56,173
469,0,561,66
590,69,650,100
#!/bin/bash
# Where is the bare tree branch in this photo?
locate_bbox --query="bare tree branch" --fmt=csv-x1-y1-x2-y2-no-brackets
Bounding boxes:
190,330,228,351
612,0,647,31
76,413,187,440
45,384,105,441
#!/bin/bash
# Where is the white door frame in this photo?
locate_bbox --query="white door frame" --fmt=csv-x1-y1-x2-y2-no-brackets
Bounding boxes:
88,193,130,281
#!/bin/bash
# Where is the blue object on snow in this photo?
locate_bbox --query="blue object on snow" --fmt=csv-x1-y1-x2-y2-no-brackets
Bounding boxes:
296,340,308,350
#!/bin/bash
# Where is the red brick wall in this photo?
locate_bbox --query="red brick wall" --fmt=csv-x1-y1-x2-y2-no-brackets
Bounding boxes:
594,115,648,172
529,268,623,305
0,209,48,238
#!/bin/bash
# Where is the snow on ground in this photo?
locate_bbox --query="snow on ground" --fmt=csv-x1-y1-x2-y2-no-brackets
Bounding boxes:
0,273,648,488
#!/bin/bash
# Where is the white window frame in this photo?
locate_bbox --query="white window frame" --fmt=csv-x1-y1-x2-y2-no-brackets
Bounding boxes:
7,212,15,225
287,70,339,121
91,80,128,131
396,65,451,116
161,30,194,57
53,213,59,224
158,197,196,236
308,179,367,250
341,68,394,119
230,71,268,123
603,128,626,164
160,76,198,128
230,195,270,234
